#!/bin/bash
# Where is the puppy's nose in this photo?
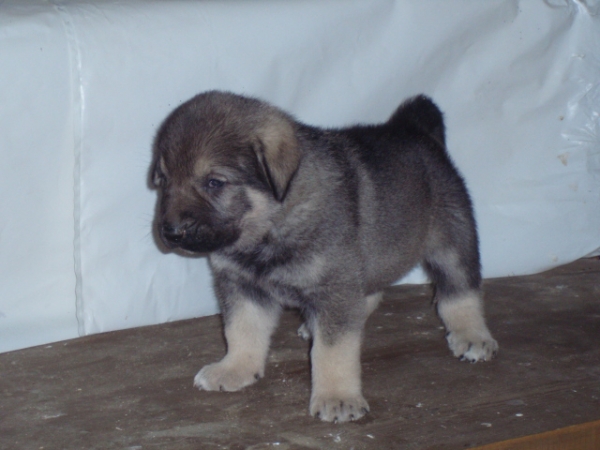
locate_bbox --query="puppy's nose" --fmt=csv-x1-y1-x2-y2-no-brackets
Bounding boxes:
161,223,186,246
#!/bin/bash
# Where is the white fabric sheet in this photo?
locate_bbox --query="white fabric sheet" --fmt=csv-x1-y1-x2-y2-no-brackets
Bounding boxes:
1,0,598,353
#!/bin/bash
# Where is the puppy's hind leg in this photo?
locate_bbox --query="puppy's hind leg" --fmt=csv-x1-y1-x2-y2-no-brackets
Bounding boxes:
194,299,280,391
438,290,498,362
425,250,498,362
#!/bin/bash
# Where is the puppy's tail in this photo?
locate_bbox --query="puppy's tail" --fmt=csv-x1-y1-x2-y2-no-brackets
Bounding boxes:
388,95,446,147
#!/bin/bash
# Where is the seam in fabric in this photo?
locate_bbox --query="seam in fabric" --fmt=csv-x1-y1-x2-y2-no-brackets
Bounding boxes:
53,0,87,337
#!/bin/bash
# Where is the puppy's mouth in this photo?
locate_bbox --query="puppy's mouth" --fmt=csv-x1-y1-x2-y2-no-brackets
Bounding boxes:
159,221,238,254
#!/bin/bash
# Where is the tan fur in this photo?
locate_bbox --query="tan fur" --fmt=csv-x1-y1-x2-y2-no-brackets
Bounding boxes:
437,291,498,361
193,300,279,391
305,288,384,421
255,114,300,200
235,188,278,249
309,327,368,422
365,292,382,316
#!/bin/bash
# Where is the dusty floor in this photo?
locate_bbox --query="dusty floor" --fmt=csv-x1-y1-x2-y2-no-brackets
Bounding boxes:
1,258,599,450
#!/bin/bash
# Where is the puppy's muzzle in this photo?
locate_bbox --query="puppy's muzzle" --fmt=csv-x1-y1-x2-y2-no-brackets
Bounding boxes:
160,222,188,248
159,219,238,254
160,223,188,248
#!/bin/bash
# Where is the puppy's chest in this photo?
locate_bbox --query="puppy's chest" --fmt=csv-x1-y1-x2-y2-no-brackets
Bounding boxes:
210,248,326,295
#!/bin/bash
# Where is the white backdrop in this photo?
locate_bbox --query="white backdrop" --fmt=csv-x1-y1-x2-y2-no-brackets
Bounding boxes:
1,0,598,353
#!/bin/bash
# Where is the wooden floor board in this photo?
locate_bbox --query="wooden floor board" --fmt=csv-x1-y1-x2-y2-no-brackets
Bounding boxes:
1,258,599,449
474,419,600,450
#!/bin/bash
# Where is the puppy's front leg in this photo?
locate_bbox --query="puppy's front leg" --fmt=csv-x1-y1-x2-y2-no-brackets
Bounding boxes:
310,326,369,422
194,299,280,391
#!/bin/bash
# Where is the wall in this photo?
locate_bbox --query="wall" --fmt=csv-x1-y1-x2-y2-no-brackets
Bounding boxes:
1,0,598,353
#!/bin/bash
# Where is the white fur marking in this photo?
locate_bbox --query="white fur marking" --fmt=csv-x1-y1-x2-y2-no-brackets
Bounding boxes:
309,329,369,422
437,292,498,362
194,300,278,391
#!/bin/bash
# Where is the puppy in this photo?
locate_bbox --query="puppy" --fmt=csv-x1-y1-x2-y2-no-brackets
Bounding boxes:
151,91,498,422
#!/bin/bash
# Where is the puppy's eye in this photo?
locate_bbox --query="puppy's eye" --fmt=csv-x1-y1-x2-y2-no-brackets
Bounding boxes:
206,179,225,189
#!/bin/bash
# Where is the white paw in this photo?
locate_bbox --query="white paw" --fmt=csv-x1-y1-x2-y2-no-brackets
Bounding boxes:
446,330,498,362
297,323,312,341
309,393,370,422
193,360,262,392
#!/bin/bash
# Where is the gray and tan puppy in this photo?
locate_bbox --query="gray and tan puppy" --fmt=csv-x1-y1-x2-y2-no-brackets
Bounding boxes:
151,91,498,422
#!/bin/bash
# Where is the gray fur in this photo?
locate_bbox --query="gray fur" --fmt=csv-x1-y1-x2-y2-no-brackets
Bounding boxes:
151,91,498,422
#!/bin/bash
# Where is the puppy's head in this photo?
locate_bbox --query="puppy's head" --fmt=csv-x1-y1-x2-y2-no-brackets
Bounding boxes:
150,91,301,254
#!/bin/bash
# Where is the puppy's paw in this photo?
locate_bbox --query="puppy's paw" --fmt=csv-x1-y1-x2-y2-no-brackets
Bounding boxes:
446,330,498,362
193,360,262,392
310,393,370,423
297,323,312,341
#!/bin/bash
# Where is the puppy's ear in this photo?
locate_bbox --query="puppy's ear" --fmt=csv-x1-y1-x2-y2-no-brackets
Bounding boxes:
254,115,300,201
149,156,166,188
